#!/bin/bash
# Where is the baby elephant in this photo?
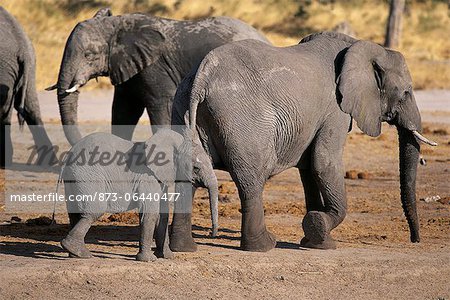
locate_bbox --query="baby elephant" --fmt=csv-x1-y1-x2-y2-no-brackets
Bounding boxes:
59,128,217,261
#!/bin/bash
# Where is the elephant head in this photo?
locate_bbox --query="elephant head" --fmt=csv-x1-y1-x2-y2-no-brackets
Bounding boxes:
337,40,437,242
47,8,166,145
148,128,219,236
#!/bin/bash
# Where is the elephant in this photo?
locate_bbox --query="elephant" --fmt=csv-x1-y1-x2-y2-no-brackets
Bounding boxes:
59,128,218,261
46,8,270,146
169,31,437,252
0,7,55,167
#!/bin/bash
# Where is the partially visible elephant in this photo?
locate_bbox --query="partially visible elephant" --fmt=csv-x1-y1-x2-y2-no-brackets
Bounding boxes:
0,7,55,167
47,8,270,145
170,32,437,252
60,128,218,261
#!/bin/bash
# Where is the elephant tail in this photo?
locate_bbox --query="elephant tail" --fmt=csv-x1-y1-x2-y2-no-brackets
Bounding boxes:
188,81,206,131
188,54,216,130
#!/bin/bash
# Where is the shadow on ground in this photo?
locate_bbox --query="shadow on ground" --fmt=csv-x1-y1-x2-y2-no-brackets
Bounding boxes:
0,223,253,258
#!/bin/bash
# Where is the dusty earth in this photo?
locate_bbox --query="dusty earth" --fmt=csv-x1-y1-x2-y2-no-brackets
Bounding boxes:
0,90,449,299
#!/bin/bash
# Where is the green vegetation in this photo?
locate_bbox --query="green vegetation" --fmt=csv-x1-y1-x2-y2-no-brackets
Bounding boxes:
3,0,449,90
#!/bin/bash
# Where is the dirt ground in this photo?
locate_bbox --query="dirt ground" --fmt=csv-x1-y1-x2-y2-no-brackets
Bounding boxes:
0,90,449,299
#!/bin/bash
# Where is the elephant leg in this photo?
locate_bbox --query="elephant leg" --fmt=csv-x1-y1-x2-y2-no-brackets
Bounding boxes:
154,213,173,259
61,213,102,258
68,213,82,229
154,193,173,259
0,122,13,168
299,168,324,212
65,184,82,229
20,93,57,167
136,212,159,262
237,180,276,252
170,186,197,252
145,96,172,130
300,126,347,250
18,88,44,127
0,84,14,168
111,87,145,140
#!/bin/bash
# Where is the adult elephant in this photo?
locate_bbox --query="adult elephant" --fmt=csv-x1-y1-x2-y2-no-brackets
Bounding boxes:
170,32,437,252
47,8,270,145
0,7,55,168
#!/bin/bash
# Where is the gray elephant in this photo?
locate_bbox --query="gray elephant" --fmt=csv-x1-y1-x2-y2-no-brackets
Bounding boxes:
0,7,55,167
46,8,269,145
60,128,218,261
170,31,437,252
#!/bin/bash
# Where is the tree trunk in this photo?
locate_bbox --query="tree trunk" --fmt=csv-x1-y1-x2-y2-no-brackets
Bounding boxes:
385,0,405,48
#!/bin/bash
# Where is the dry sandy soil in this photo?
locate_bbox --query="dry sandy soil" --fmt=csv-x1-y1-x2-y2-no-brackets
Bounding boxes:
0,90,449,299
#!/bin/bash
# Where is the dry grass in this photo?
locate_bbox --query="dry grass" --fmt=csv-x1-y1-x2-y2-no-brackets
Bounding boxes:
3,0,449,90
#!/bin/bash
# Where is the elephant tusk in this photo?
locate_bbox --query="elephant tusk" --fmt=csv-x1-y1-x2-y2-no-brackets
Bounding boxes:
65,84,81,93
45,83,58,91
412,130,438,146
419,155,426,166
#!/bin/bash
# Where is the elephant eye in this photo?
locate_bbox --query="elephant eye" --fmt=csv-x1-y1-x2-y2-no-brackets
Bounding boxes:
85,52,95,60
401,89,410,102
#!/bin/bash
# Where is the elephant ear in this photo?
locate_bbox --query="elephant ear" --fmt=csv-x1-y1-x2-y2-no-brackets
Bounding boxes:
338,40,387,137
93,8,112,18
109,18,166,85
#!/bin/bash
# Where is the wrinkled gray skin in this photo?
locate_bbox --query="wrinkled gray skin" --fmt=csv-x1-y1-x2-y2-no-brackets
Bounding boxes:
0,7,55,167
60,128,218,261
171,32,437,252
49,8,269,145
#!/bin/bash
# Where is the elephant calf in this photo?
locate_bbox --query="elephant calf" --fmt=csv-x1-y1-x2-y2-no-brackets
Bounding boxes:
60,128,218,261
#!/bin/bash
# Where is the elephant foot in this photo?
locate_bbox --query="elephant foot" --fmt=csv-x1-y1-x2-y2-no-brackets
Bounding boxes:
136,251,157,262
169,232,197,252
155,247,175,259
299,236,336,250
302,211,331,242
61,236,93,258
241,230,277,252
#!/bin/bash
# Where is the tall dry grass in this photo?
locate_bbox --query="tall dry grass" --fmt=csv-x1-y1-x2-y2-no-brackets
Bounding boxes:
2,0,449,90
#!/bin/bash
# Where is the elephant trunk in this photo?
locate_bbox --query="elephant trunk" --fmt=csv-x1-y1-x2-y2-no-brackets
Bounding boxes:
56,48,86,146
57,88,82,145
397,126,420,242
